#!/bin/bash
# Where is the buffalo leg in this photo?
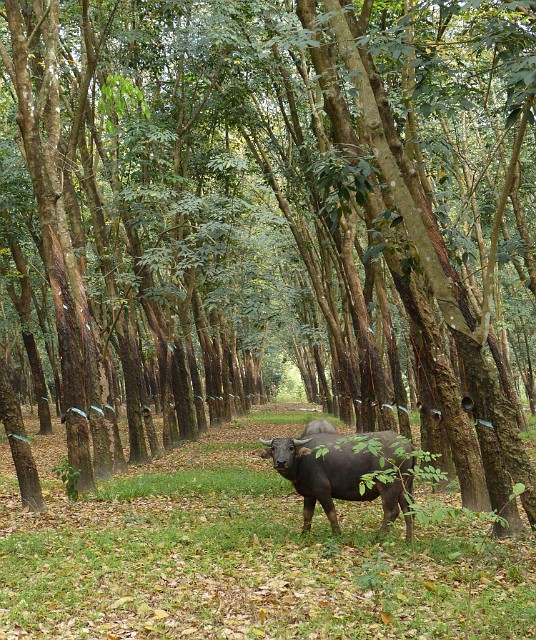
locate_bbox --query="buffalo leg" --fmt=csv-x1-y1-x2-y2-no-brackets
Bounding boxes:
378,485,401,532
317,496,341,535
398,489,414,541
302,496,317,533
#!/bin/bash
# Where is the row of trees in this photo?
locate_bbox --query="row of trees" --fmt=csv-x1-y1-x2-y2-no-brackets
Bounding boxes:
1,1,535,534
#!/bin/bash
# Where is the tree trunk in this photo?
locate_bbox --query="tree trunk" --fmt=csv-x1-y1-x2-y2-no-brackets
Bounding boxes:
185,333,209,432
4,0,95,492
372,261,412,439
217,323,233,423
229,331,247,417
312,342,333,413
327,212,397,431
413,328,455,489
389,267,491,511
172,339,198,440
116,322,150,464
293,341,316,402
193,292,225,426
22,332,52,435
1,233,53,435
0,349,46,512
104,403,127,474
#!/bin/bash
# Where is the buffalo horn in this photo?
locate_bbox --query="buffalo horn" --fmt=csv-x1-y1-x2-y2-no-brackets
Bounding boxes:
293,437,313,447
259,438,273,446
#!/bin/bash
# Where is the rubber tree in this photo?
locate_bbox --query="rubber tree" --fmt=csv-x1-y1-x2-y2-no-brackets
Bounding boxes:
2,0,95,491
0,345,46,512
296,0,535,531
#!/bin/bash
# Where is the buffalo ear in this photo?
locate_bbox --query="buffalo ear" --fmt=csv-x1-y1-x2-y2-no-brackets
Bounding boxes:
297,447,312,457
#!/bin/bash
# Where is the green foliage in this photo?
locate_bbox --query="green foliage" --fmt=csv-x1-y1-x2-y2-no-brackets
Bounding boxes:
314,445,330,459
275,363,307,402
312,152,375,230
52,459,81,502
355,551,398,613
98,74,150,133
0,140,34,212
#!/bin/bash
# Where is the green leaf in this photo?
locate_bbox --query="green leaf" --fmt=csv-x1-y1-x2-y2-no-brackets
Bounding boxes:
505,108,521,128
510,483,526,497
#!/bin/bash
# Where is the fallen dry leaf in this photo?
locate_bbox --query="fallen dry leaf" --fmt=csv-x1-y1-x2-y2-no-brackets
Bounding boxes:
381,611,394,624
151,609,170,620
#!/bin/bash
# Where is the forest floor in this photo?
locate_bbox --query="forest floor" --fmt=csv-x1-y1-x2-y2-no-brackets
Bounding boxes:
0,405,535,640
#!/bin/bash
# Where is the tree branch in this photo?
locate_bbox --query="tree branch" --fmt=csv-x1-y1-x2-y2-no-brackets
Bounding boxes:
27,3,51,48
0,39,16,83
475,96,534,345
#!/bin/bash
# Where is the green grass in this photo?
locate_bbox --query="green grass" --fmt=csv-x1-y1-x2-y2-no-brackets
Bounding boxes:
92,467,289,502
0,474,57,494
0,474,19,493
522,415,536,445
1,500,535,639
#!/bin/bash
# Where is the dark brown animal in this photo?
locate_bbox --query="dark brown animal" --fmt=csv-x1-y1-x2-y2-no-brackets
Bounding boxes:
259,432,414,539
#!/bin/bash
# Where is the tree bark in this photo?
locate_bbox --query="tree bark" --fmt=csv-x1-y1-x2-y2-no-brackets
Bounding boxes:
116,316,150,464
1,231,53,435
172,339,198,440
0,348,46,512
372,262,412,439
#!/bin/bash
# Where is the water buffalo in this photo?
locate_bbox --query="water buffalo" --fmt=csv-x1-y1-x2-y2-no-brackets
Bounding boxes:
259,432,414,540
302,419,337,435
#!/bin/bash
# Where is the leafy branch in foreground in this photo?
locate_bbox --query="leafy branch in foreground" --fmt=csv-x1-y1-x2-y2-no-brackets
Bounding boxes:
52,459,81,502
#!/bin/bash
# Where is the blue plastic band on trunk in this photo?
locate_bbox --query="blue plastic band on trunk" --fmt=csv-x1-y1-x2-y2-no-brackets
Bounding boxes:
475,419,494,428
90,405,105,416
8,433,31,444
68,407,88,419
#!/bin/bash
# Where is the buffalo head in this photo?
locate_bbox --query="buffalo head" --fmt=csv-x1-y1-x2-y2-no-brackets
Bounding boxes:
259,437,312,470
